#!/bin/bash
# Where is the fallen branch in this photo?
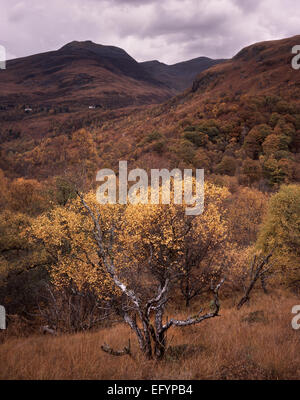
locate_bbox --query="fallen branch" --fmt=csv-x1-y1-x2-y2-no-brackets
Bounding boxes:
161,277,225,332
40,325,57,336
101,339,132,357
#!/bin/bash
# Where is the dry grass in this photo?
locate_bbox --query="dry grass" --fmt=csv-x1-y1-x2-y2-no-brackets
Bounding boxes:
1,290,300,380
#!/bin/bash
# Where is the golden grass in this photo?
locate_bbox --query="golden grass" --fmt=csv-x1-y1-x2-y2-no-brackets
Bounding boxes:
1,290,300,380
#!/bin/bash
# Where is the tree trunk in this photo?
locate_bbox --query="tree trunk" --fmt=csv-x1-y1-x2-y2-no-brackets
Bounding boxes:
153,331,166,360
185,296,190,308
261,275,268,294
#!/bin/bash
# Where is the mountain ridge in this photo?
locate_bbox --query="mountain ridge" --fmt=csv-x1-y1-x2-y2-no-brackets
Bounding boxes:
1,40,224,108
140,56,225,91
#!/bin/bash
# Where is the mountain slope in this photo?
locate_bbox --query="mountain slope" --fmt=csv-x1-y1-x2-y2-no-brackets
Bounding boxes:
76,35,300,186
0,40,224,111
0,40,172,110
191,35,300,97
140,56,225,91
1,35,299,185
58,41,158,83
0,40,225,143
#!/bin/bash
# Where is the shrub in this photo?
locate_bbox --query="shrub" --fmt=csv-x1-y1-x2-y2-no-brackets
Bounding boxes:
240,158,262,184
257,185,300,285
183,131,208,147
215,156,237,176
269,113,281,128
262,157,294,186
243,124,272,159
143,131,162,143
169,139,195,164
262,157,286,186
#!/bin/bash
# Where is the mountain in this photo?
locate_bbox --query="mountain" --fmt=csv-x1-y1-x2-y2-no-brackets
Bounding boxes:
1,35,299,184
0,40,223,111
0,40,172,110
140,56,225,91
191,35,300,97
0,40,224,144
59,35,298,185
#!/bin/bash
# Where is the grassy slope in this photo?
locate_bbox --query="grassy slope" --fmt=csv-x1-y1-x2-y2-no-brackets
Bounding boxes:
0,290,299,380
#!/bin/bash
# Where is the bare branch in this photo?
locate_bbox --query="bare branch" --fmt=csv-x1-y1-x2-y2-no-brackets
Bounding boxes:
146,279,169,317
40,325,57,336
161,278,225,333
101,340,132,357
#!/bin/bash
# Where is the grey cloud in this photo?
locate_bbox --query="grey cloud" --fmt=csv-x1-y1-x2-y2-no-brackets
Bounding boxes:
231,0,261,12
109,0,155,4
0,0,300,64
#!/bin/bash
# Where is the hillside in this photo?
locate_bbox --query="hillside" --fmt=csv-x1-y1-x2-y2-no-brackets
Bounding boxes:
0,40,223,143
1,293,300,380
0,35,299,183
0,40,171,110
0,41,224,110
191,35,300,97
52,34,299,189
140,56,225,92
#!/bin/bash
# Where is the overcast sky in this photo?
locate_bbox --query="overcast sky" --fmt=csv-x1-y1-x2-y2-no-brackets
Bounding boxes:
1,0,300,64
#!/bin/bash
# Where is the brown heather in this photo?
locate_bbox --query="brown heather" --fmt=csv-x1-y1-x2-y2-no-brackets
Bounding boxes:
1,290,300,380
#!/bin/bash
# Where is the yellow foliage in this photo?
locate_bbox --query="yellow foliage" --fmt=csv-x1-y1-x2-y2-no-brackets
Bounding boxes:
28,183,230,300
